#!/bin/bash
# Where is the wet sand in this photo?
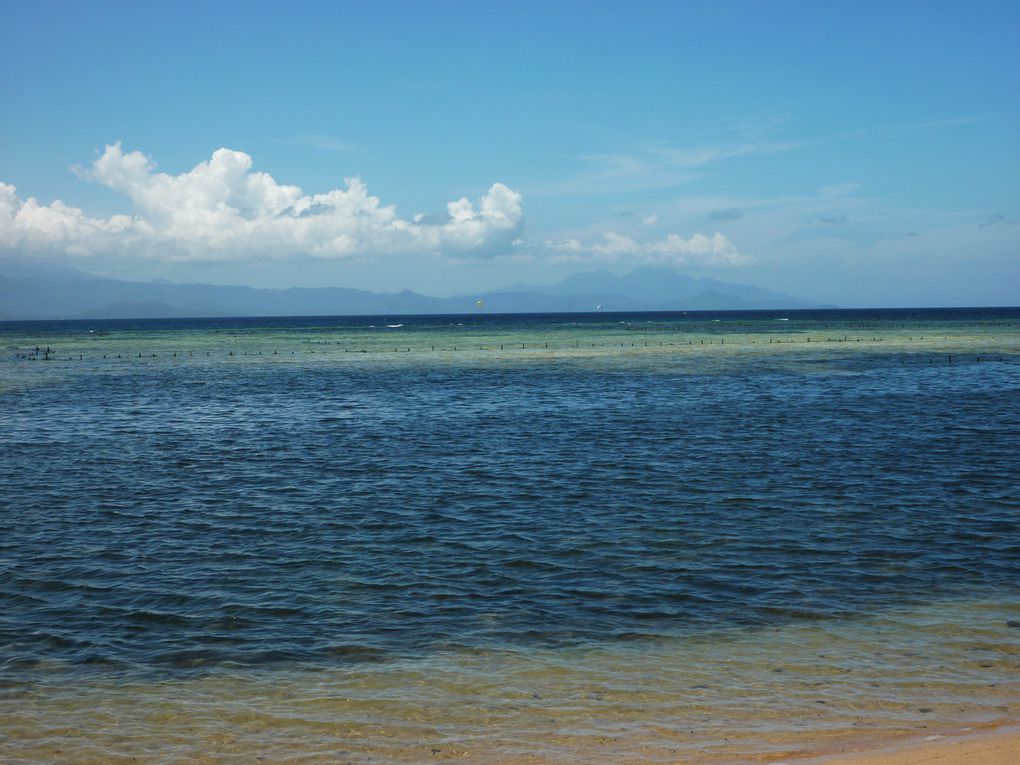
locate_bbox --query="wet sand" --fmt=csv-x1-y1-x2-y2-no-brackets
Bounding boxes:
814,724,1020,765
6,725,1018,764
1,598,1017,763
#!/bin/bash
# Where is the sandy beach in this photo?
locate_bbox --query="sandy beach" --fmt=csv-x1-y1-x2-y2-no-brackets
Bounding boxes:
809,725,1020,765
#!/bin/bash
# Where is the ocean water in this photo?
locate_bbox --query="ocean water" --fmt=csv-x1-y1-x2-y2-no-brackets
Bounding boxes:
1,308,1019,763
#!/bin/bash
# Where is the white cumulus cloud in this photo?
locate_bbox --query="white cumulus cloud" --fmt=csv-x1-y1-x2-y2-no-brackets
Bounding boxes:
546,230,752,267
1,143,523,262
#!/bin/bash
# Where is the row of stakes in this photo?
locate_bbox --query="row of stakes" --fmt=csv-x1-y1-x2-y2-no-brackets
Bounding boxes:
13,336,883,360
10,336,1009,364
627,323,1013,332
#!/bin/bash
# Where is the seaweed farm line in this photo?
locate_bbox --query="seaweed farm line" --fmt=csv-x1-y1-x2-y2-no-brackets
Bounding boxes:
6,330,1018,363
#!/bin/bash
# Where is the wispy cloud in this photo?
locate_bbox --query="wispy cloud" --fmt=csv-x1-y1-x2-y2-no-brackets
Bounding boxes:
819,182,860,198
733,112,793,142
545,230,752,267
978,212,1017,228
708,207,743,221
913,115,989,132
534,112,988,198
530,138,804,196
286,134,357,152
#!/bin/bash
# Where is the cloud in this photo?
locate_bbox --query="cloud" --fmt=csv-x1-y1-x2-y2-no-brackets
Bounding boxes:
819,183,860,198
1,143,523,262
708,207,743,221
288,134,356,152
533,114,986,198
546,231,752,267
815,215,848,224
642,214,658,226
546,237,584,253
532,138,805,196
913,116,988,131
979,212,1016,228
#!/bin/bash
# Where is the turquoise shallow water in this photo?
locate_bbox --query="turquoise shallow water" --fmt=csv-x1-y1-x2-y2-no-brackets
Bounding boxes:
1,308,1019,762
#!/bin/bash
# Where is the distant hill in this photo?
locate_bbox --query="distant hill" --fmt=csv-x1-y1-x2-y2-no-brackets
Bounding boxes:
0,261,827,320
493,267,824,310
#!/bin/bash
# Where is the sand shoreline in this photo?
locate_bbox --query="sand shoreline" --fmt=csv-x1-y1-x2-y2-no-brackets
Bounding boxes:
2,717,1017,763
790,722,1020,765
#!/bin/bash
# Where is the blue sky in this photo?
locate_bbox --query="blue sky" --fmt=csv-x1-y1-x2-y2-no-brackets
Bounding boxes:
1,0,1017,306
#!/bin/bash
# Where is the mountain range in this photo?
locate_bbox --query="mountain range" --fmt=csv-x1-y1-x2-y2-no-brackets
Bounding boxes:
0,261,827,320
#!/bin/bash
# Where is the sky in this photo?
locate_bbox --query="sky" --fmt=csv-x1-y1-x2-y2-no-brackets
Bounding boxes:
1,0,1018,307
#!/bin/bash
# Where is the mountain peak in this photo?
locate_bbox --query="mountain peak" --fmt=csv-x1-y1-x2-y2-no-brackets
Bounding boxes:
0,261,826,320
495,266,821,310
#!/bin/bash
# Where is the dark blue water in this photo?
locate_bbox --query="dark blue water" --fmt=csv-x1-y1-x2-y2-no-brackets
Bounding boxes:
2,309,1019,678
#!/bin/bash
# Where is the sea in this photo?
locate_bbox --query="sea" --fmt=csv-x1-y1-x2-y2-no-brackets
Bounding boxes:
1,308,1018,764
